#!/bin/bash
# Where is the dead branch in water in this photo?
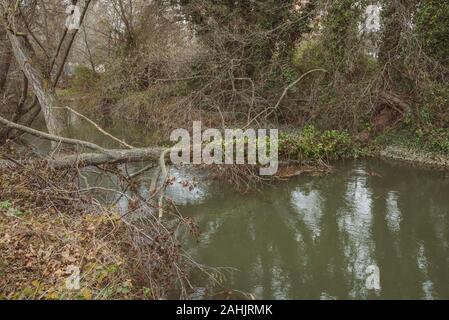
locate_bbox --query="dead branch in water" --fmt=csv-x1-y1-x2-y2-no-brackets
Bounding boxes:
0,114,164,168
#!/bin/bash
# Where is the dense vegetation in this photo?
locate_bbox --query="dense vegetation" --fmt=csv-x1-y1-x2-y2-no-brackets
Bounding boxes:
0,0,448,300
55,0,449,155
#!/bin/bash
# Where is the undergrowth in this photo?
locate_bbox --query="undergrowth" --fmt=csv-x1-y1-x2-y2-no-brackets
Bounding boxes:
0,161,201,300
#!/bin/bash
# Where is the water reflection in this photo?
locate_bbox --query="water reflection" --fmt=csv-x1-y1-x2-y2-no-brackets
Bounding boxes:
338,168,376,298
180,159,449,300
385,192,401,233
291,188,323,240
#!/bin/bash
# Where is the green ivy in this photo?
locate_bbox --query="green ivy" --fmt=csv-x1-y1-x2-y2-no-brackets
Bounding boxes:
279,126,354,162
416,0,449,67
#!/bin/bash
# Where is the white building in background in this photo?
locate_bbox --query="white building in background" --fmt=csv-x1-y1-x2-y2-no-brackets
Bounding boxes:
362,2,382,58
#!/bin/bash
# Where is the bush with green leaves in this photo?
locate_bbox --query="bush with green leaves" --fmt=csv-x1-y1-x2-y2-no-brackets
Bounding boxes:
279,126,354,162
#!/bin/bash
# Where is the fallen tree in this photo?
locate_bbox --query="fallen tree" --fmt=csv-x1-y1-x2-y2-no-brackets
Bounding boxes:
0,114,164,169
0,111,177,221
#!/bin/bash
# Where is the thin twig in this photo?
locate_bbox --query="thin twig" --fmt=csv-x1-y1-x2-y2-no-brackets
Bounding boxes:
64,106,134,149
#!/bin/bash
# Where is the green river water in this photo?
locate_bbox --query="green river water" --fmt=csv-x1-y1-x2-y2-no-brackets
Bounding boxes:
175,159,449,300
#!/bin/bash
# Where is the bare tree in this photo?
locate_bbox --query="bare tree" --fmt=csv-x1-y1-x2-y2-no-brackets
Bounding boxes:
0,0,92,138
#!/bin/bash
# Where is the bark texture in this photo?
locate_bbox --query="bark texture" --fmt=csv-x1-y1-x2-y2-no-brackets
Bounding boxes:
6,31,66,137
0,28,12,93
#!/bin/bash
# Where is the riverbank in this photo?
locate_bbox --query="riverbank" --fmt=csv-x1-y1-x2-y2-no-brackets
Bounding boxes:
0,163,144,299
0,161,196,300
378,145,449,168
1,121,448,299
372,129,449,169
55,85,449,171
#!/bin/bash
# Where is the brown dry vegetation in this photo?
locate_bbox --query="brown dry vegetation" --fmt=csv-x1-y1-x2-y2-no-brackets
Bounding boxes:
1,0,449,300
0,160,204,300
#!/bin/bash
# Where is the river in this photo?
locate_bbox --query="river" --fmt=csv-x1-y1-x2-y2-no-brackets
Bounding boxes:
175,159,449,299
28,118,449,299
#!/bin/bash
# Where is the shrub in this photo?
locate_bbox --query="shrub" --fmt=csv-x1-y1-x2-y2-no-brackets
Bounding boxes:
279,125,354,162
293,38,327,73
70,66,100,93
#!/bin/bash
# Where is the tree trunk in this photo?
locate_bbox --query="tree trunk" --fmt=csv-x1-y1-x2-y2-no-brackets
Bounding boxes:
0,28,12,94
6,32,66,137
0,113,164,169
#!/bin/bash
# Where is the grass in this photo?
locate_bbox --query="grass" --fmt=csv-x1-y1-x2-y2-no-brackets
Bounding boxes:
375,127,449,156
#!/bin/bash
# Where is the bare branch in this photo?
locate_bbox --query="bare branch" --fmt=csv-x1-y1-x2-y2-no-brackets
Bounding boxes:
51,0,92,88
0,114,109,153
64,106,135,149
